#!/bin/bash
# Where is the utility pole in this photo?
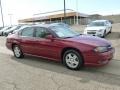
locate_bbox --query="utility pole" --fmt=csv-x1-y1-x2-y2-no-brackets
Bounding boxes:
64,0,66,23
0,0,4,27
76,0,79,25
8,14,13,26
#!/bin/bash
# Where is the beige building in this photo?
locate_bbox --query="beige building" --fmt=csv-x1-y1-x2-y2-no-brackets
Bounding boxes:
18,9,89,25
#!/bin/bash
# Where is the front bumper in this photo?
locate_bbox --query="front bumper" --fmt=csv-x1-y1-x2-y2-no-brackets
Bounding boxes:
6,42,12,50
84,30,104,37
84,48,115,67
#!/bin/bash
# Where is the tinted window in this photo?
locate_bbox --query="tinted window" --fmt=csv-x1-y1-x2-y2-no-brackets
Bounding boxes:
21,27,34,37
35,27,50,38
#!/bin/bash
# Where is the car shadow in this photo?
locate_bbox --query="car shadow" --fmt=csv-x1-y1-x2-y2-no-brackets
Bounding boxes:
105,31,120,40
11,55,120,87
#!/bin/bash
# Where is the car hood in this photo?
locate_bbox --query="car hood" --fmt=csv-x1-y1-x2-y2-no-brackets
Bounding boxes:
66,35,111,47
85,26,106,30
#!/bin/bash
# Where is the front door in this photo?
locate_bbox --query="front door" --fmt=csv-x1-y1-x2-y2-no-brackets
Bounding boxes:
33,27,61,60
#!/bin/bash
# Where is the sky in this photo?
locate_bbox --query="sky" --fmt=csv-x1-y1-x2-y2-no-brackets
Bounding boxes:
0,0,120,26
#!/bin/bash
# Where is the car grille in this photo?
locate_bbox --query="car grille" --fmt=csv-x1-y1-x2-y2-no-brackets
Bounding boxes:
87,30,96,34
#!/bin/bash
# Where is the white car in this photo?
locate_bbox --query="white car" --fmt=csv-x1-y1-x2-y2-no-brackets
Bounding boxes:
84,20,112,37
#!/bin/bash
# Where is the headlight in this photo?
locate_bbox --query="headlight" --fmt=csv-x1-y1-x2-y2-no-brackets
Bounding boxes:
98,29,104,32
84,30,87,34
94,46,108,53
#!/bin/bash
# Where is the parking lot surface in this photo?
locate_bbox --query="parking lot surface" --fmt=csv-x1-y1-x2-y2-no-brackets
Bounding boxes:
0,23,120,90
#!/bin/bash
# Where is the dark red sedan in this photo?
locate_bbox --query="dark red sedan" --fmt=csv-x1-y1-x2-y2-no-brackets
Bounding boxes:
6,23,115,70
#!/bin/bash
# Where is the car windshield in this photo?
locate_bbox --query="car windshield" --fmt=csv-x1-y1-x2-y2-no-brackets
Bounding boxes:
89,22,105,26
50,26,80,38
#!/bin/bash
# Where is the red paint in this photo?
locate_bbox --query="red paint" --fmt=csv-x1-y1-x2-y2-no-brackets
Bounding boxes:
6,30,114,67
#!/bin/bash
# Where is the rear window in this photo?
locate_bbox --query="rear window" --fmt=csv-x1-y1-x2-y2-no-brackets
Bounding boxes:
21,27,34,37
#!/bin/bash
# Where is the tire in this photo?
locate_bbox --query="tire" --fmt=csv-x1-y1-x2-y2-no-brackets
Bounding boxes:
4,33,7,37
63,49,84,70
1,32,3,36
102,30,106,38
13,45,24,58
109,27,112,33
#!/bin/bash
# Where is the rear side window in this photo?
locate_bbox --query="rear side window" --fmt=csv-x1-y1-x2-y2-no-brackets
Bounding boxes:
21,27,34,37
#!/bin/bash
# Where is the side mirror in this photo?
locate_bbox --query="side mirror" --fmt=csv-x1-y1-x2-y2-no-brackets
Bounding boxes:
45,35,54,40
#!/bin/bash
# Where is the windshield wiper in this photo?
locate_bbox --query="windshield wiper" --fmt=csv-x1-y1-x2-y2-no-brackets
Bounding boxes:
74,34,82,37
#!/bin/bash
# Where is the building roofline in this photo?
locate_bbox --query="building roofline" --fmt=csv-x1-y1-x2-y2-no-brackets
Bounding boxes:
18,11,88,23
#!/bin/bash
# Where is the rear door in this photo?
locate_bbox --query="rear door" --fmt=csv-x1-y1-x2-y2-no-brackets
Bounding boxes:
20,27,36,55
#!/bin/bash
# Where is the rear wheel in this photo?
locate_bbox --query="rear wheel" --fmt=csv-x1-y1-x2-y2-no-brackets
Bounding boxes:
4,33,8,37
13,45,24,58
1,32,3,36
63,50,84,70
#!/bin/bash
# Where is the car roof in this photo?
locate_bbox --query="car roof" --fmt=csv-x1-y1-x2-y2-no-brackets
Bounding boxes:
33,23,69,28
92,20,109,22
17,23,69,32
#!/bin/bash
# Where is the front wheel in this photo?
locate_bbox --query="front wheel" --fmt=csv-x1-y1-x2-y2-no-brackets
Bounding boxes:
63,50,84,70
13,45,24,58
102,30,106,38
109,27,112,33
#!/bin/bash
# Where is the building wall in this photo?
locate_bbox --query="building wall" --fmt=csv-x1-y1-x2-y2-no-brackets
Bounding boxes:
44,17,88,25
18,16,88,25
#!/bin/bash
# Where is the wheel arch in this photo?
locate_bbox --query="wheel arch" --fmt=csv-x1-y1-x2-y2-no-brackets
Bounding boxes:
12,43,18,51
61,47,84,64
11,43,24,58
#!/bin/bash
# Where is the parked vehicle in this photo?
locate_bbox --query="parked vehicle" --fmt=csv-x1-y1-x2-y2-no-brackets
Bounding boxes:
11,25,34,36
3,25,22,36
84,20,112,38
6,23,115,70
0,26,11,36
0,27,3,30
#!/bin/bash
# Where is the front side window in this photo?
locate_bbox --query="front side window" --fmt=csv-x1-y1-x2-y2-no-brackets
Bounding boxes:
35,27,50,38
21,27,34,37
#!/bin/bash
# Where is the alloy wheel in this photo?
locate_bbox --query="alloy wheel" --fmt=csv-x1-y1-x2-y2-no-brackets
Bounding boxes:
65,53,79,68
